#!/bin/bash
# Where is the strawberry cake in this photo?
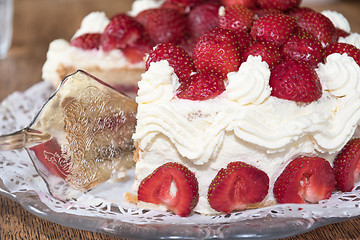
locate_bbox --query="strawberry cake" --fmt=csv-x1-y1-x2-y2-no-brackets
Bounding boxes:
42,0,207,96
132,0,360,216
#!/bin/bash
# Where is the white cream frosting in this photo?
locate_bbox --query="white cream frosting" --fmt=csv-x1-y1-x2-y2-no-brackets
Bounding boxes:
317,53,360,97
134,54,360,214
321,10,351,33
227,56,271,105
72,12,110,39
128,0,165,16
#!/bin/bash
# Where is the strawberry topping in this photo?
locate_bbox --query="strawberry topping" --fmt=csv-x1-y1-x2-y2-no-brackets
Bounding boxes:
269,59,322,103
208,161,269,213
250,13,297,48
141,8,187,44
146,43,196,82
324,42,360,67
289,7,337,47
70,33,102,50
101,14,144,51
241,41,283,69
176,72,226,100
193,27,241,77
281,27,325,68
257,0,301,11
219,4,255,33
137,162,199,217
333,138,360,192
274,156,335,204
221,0,257,9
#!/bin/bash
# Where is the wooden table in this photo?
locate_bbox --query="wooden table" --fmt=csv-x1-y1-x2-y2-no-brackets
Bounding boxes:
0,0,360,239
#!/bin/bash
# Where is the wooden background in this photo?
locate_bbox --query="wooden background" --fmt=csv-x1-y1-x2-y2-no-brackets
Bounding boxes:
0,0,360,239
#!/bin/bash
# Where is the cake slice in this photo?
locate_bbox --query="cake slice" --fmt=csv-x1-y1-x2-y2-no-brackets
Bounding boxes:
132,1,360,216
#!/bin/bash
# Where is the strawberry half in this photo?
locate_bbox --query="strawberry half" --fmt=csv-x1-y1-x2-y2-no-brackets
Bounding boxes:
122,37,154,64
137,162,199,217
221,0,257,9
241,41,283,69
101,14,144,51
193,27,241,78
280,27,325,68
208,161,269,213
250,13,297,48
324,42,360,67
146,43,195,83
289,7,337,47
269,59,322,103
141,8,187,44
333,138,360,192
274,156,335,204
70,33,102,50
219,4,255,33
30,138,71,179
176,72,225,100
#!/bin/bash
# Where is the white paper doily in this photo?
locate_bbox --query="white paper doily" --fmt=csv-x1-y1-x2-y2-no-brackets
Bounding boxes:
0,81,360,239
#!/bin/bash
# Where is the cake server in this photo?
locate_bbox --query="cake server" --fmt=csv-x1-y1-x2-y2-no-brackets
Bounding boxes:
0,70,137,200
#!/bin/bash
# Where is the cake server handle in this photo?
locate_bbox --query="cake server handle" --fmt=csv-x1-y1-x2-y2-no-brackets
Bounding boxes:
0,128,51,151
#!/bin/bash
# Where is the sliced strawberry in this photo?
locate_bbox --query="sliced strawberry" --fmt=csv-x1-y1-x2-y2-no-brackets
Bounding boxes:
137,162,199,217
193,27,241,77
101,14,144,51
274,156,335,204
30,138,71,179
257,0,301,11
122,37,154,64
142,8,187,44
176,72,225,100
208,161,269,213
219,4,255,33
240,41,283,69
269,59,322,103
289,7,337,47
333,138,360,192
250,13,297,48
280,27,325,68
70,33,102,50
187,2,220,39
221,0,257,9
146,43,195,82
324,42,360,67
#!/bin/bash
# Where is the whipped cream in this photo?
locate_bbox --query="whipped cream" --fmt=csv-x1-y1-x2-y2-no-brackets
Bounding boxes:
128,0,165,16
72,12,110,39
134,54,360,214
339,33,360,49
321,10,351,33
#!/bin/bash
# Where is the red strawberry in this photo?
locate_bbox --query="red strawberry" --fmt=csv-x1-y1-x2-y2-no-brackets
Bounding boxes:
142,8,187,44
176,72,226,100
70,33,102,50
324,42,360,67
221,0,257,9
187,2,220,39
101,14,144,51
289,8,337,47
257,0,301,11
164,0,205,8
233,30,254,50
161,1,187,14
252,8,282,20
137,162,199,217
269,60,322,103
274,156,335,204
219,4,255,33
250,14,297,48
241,42,283,69
335,28,350,40
146,43,196,82
281,27,325,68
193,27,241,77
30,138,71,179
333,138,360,192
122,37,154,64
208,161,269,213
